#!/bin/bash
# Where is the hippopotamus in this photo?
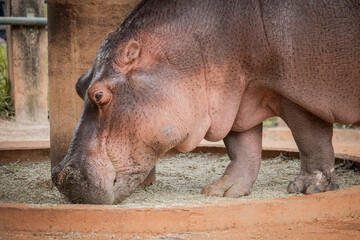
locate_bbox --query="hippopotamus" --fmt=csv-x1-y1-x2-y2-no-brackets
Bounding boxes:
52,0,360,204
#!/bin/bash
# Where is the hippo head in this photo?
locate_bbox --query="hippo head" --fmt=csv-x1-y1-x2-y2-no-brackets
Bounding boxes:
51,25,211,204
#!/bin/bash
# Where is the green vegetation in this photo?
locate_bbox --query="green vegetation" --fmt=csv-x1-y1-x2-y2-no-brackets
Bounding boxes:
263,117,355,129
0,44,14,119
263,117,279,128
333,123,354,129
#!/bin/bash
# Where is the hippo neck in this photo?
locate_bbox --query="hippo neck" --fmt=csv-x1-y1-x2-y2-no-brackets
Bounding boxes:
192,1,273,141
131,0,272,143
146,0,273,142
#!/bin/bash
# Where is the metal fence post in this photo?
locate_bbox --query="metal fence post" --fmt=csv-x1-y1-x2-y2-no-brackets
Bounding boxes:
5,0,48,123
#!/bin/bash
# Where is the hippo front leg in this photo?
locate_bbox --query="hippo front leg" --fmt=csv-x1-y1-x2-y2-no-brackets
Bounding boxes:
202,124,262,198
280,98,339,194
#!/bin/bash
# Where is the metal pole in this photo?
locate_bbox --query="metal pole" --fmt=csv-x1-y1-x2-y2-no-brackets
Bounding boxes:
0,17,47,26
0,0,47,3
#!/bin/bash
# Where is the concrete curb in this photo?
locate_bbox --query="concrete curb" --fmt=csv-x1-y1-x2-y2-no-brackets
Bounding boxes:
0,186,360,235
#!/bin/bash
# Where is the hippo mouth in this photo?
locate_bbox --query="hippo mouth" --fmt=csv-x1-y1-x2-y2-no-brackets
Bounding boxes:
112,173,144,203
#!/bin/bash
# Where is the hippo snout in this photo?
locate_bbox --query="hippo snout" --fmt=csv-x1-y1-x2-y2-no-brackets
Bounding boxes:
52,164,82,190
51,163,90,203
51,164,62,186
51,161,115,204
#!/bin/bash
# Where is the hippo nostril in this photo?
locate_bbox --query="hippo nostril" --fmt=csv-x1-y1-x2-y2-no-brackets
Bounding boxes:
66,172,75,183
52,164,61,175
51,165,63,186
66,172,73,179
51,164,79,187
113,178,117,186
58,171,66,185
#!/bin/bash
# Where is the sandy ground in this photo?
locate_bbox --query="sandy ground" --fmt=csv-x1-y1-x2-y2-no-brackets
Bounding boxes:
1,153,359,207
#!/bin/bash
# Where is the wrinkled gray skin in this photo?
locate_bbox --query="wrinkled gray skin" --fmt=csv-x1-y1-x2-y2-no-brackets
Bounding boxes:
52,0,360,204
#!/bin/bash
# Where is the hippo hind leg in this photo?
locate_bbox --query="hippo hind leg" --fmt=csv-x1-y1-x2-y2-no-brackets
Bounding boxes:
201,124,263,198
280,98,339,194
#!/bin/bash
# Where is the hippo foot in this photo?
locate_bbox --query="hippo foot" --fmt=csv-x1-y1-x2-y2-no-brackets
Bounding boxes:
287,170,339,194
201,176,252,198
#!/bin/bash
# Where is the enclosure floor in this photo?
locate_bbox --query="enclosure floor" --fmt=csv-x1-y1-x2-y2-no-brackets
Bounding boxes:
1,153,360,207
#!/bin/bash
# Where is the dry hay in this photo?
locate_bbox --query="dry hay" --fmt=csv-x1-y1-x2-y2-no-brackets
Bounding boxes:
1,153,359,207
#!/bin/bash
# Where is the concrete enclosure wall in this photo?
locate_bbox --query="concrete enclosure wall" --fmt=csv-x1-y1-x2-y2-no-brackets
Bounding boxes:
48,0,141,167
6,0,48,123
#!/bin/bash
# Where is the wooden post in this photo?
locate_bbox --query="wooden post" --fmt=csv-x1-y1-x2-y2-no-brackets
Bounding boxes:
5,0,48,123
48,0,141,167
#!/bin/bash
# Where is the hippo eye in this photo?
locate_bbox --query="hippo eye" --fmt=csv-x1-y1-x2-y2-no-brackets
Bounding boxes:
89,83,112,106
95,92,103,102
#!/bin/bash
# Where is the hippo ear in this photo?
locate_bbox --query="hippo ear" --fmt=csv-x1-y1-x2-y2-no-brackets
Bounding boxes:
115,40,141,70
76,72,92,100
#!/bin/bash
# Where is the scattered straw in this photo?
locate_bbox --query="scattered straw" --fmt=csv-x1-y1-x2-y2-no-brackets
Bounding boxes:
1,153,359,208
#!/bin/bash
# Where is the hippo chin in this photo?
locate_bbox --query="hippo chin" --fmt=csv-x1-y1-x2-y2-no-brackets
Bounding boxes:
52,0,360,204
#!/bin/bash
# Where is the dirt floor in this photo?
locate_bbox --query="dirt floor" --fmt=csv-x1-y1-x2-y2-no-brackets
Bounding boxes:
1,153,359,207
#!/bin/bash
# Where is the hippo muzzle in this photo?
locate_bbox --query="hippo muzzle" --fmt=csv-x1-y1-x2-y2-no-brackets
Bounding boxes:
51,157,139,204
